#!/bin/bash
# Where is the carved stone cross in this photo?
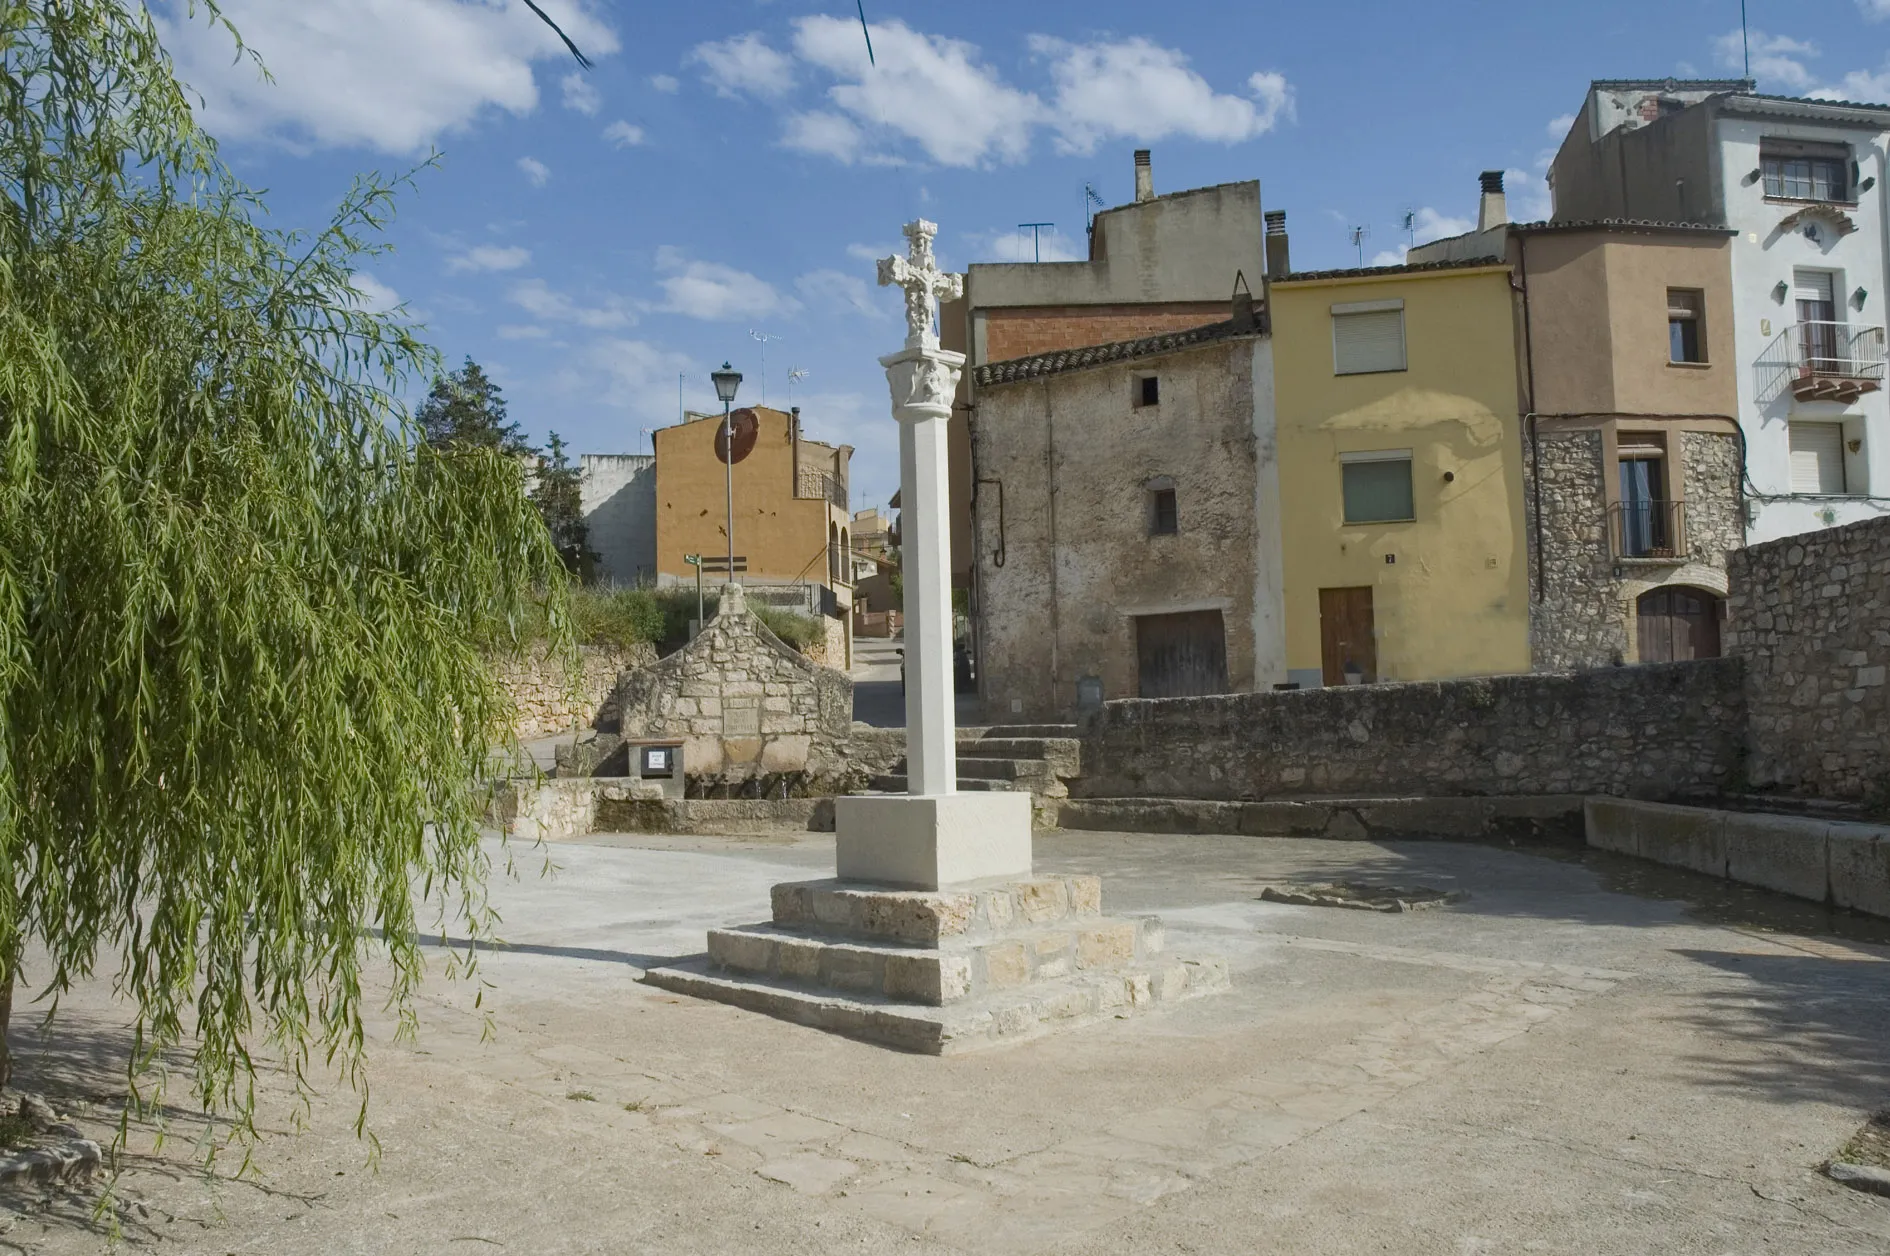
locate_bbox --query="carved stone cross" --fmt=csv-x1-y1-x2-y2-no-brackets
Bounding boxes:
878,219,964,351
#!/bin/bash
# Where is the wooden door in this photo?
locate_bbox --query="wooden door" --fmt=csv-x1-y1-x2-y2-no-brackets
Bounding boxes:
1636,587,1722,663
1319,587,1377,686
1135,610,1229,699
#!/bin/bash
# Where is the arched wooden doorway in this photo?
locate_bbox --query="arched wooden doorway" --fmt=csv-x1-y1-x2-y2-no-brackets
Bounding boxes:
1636,586,1722,663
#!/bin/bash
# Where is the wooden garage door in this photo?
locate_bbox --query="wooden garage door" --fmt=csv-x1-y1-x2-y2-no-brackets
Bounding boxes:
1135,610,1229,699
1319,587,1377,685
1636,586,1722,663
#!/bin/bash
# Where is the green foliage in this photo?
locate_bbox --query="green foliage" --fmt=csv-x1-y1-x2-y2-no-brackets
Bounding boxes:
531,432,596,582
555,586,823,655
0,0,570,1138
753,605,823,650
416,357,532,455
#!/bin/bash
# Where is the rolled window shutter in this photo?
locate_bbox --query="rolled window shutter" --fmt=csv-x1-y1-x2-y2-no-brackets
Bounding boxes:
1333,310,1406,375
1789,422,1847,494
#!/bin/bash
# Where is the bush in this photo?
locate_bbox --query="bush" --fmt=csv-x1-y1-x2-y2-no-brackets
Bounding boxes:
553,585,823,656
753,605,823,650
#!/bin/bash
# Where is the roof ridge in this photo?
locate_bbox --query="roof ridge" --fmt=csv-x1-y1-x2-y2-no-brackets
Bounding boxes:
974,317,1257,388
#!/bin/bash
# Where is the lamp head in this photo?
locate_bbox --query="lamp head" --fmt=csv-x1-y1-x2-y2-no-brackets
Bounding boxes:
711,361,743,405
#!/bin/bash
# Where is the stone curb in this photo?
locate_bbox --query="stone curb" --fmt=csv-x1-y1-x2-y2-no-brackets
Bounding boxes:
0,1138,102,1188
1825,1160,1890,1197
1055,796,1586,843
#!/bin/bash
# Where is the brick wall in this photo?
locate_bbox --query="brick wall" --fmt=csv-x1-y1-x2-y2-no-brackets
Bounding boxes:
983,303,1230,363
1074,659,1746,802
1728,514,1890,801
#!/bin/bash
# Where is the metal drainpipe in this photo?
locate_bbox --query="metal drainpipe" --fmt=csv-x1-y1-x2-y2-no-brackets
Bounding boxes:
1517,232,1546,604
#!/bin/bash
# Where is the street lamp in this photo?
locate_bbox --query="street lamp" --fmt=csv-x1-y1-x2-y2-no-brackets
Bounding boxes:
710,361,743,580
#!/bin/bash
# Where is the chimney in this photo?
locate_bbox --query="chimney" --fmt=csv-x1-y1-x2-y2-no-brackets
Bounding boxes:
1478,170,1508,232
1134,149,1154,203
1264,210,1290,280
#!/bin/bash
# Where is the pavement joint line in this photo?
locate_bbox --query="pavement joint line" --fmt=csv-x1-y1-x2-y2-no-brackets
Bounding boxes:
1268,933,1637,982
1722,928,1890,964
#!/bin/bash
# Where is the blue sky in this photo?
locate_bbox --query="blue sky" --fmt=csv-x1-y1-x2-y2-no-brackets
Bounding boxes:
158,0,1890,510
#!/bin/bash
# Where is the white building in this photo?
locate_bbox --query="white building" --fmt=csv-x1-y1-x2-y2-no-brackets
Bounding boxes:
579,453,656,586
1550,80,1890,543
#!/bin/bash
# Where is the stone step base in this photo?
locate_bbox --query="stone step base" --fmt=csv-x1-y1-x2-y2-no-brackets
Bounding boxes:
705,913,1163,1006
981,724,1079,740
867,774,1017,793
770,874,1104,946
640,953,1228,1055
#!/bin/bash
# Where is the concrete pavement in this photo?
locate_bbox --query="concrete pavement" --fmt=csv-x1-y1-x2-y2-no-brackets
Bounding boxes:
8,829,1890,1253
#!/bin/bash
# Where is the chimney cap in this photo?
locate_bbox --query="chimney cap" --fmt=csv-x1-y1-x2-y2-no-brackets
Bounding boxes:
1264,209,1287,232
1479,170,1506,194
1134,149,1151,166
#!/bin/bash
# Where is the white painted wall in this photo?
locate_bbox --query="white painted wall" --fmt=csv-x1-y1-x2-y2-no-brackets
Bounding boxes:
1719,116,1890,543
580,454,657,586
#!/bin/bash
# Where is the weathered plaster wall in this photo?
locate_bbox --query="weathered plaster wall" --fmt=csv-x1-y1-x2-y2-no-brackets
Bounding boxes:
580,454,656,587
1074,659,1746,802
1729,514,1890,800
602,586,854,784
973,335,1274,718
496,643,656,741
1271,266,1531,685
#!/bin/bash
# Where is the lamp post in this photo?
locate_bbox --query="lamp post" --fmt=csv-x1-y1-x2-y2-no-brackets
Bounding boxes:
710,361,743,581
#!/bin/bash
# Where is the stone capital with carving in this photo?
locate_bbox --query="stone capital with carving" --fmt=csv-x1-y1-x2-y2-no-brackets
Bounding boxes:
880,346,965,425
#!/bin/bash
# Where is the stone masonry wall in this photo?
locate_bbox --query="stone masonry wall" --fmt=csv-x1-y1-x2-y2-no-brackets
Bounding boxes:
1728,515,1890,801
497,643,656,741
1074,659,1745,802
1681,431,1744,568
1529,430,1623,671
603,585,853,784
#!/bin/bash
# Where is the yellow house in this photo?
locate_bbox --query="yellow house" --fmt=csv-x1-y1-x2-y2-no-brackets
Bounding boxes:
653,404,854,596
1270,259,1530,686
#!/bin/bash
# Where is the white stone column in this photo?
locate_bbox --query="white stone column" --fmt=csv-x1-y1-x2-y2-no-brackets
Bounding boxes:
885,345,962,796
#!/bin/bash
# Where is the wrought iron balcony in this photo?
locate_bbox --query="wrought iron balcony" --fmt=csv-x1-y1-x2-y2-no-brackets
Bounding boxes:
1756,321,1888,404
1608,499,1688,561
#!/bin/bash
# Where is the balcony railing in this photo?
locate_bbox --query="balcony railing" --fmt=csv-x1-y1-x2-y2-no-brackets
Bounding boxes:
1756,321,1888,404
1608,499,1688,560
797,470,849,510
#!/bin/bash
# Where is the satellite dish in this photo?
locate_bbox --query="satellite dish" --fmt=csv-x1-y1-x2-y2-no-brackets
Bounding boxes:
715,408,760,465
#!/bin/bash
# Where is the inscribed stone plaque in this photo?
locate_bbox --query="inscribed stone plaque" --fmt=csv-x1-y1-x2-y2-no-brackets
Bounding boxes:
722,696,761,738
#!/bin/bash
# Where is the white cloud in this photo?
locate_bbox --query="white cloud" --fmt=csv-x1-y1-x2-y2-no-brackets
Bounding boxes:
791,16,1042,167
1713,28,1818,92
1860,0,1890,19
846,242,900,263
1367,206,1479,267
602,120,647,148
1032,36,1292,154
496,324,551,340
446,244,531,274
1815,64,1890,102
508,278,630,329
517,155,550,186
795,269,889,317
782,110,871,164
655,247,801,321
560,338,696,424
155,0,618,155
964,227,1084,263
1368,249,1407,268
561,71,601,115
348,271,402,313
1548,113,1576,138
689,32,796,98
1505,167,1553,224
650,73,680,93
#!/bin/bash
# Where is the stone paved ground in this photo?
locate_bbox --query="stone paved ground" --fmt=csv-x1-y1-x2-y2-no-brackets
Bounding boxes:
6,829,1890,1254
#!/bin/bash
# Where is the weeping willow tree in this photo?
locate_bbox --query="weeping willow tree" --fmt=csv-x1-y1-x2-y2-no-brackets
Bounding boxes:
0,0,572,1139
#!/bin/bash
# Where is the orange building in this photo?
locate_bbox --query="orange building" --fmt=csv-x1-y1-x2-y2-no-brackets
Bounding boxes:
652,406,855,650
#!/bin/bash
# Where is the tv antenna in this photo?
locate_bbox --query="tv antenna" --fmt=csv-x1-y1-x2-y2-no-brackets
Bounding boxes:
787,367,809,407
748,329,783,406
1018,222,1055,263
1740,0,1750,79
1349,224,1371,266
1401,208,1418,247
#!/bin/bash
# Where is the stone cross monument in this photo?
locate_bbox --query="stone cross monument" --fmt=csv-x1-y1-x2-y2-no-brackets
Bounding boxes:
640,219,1226,1052
825,220,1036,889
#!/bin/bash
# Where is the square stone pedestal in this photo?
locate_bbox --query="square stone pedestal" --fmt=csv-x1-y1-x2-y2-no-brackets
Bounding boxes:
834,792,1032,890
641,870,1228,1054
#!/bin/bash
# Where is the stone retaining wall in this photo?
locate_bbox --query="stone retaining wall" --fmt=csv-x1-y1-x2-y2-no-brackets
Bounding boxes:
1586,797,1890,917
496,643,656,741
1728,514,1890,802
1074,659,1745,802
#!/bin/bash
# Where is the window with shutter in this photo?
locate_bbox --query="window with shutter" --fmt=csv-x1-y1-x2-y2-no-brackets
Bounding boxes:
1340,450,1415,523
1332,300,1407,375
1788,421,1848,495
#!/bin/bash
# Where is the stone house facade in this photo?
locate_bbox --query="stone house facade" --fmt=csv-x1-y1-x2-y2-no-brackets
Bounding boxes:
970,313,1279,719
1413,202,1746,669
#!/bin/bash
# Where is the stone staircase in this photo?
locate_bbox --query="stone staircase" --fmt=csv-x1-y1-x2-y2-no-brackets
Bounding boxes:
642,873,1227,1054
866,725,1081,820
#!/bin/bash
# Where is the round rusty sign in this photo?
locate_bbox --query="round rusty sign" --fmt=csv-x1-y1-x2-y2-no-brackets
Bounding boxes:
714,408,760,465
